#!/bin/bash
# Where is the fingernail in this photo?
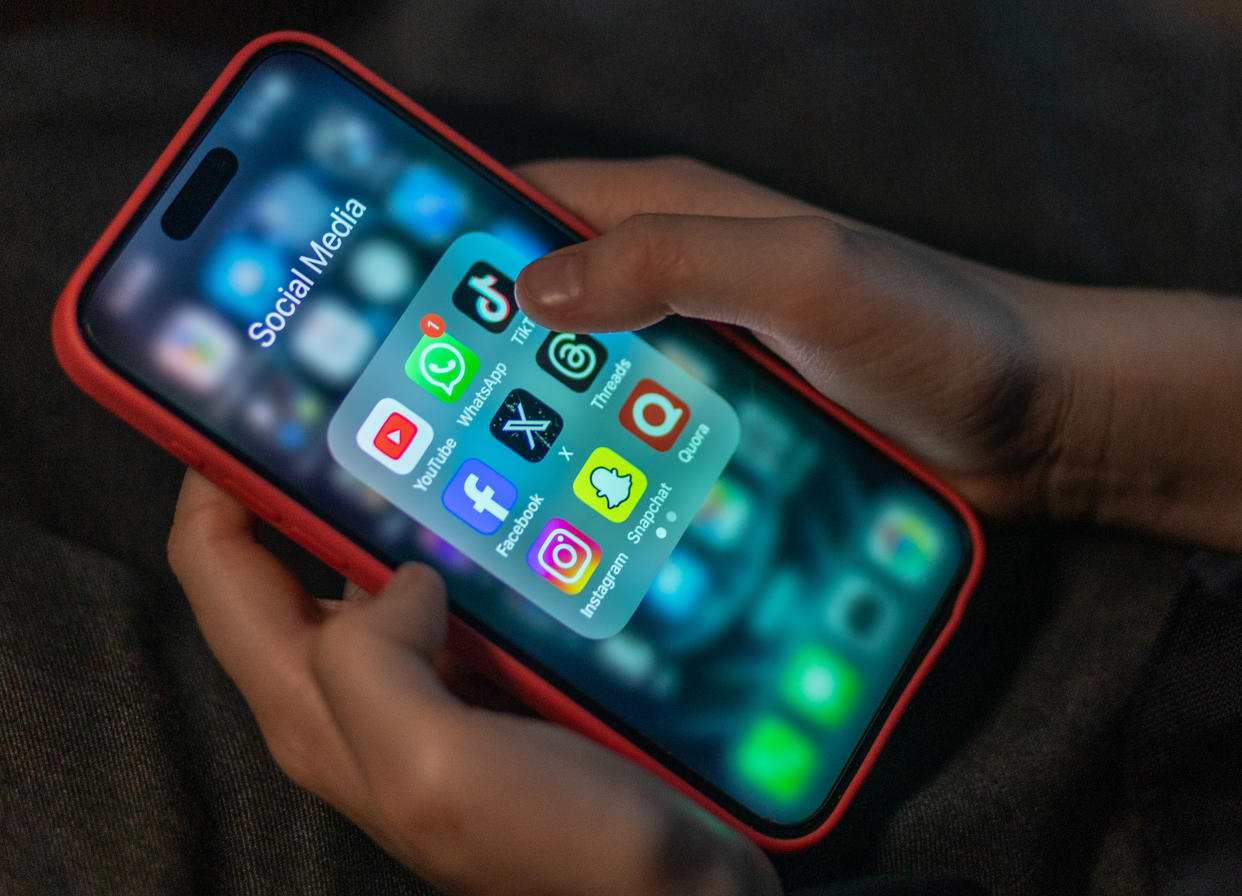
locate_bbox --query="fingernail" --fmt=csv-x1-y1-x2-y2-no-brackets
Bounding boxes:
517,251,583,310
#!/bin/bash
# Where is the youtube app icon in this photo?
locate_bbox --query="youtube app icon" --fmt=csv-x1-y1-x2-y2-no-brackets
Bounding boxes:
356,397,433,475
375,413,416,459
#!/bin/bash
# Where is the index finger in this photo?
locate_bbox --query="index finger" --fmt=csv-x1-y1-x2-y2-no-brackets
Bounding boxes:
514,156,822,230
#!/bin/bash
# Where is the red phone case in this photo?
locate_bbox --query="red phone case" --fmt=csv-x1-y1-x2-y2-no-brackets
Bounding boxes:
52,31,984,850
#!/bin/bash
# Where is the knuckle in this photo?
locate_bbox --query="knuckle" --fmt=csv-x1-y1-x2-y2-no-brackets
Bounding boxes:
778,215,865,321
608,213,687,288
789,213,851,275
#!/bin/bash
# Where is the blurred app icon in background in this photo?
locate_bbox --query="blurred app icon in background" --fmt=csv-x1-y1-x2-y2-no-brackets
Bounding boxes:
203,235,284,320
242,372,327,455
866,501,942,585
491,220,553,263
733,716,818,806
644,549,710,624
735,399,816,493
780,644,862,727
389,163,468,244
691,476,752,550
306,106,383,178
290,297,377,387
233,69,291,140
413,527,478,575
595,631,658,688
823,574,898,652
346,237,419,305
244,171,333,247
152,306,241,394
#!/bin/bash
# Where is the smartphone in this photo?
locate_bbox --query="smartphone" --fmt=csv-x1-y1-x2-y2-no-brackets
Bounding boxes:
54,32,982,848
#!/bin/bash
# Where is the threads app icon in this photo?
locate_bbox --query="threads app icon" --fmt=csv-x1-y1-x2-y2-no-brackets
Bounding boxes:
536,332,607,392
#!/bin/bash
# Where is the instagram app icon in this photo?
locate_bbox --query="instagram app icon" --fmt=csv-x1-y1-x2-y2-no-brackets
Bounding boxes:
527,519,601,595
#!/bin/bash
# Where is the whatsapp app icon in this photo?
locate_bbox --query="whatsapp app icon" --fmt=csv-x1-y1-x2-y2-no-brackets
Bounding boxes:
405,331,479,403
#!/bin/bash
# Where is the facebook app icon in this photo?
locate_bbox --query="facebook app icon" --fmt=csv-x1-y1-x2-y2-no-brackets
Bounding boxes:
442,459,517,535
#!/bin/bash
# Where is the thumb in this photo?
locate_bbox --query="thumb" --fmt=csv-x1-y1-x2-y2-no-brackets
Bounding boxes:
513,211,970,375
516,212,852,340
313,566,780,896
516,212,1046,488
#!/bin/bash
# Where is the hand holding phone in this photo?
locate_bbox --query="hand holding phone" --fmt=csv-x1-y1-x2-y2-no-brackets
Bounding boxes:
512,158,1059,519
166,152,1023,893
170,470,783,896
55,34,981,849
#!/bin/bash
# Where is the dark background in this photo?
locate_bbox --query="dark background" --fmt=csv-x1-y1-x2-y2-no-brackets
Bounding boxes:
2,2,1239,893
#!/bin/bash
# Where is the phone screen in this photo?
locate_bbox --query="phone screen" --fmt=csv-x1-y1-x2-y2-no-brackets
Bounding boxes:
79,45,971,833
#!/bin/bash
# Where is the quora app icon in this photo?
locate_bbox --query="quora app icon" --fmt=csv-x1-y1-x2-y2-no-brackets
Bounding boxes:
355,397,434,475
619,379,689,451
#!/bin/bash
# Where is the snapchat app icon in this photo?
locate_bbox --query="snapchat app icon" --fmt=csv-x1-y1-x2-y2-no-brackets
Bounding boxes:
573,447,647,523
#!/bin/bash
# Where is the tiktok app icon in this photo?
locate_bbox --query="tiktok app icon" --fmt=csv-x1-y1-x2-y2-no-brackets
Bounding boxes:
536,332,607,392
452,261,517,333
442,458,517,535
